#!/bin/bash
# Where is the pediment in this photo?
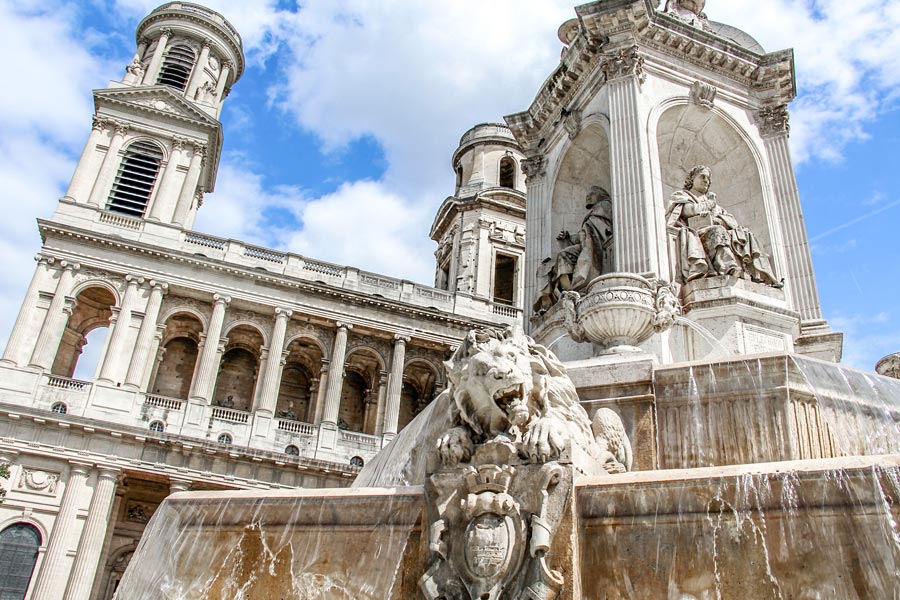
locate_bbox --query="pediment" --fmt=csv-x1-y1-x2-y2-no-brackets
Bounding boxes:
94,87,219,128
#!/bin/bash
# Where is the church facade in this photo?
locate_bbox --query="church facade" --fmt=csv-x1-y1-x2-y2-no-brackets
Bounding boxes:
0,4,524,599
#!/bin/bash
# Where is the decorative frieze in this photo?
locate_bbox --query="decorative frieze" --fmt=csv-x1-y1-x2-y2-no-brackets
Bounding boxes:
17,468,60,496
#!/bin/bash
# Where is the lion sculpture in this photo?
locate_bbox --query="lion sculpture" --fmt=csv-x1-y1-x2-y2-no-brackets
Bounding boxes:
435,326,631,473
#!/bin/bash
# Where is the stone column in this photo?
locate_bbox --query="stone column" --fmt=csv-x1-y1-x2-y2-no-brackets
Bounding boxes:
373,372,388,436
189,294,230,403
186,39,212,99
306,376,320,423
169,479,192,494
521,157,549,329
30,262,80,371
143,28,172,85
87,122,129,208
62,468,121,600
125,280,168,389
604,46,656,275
30,463,91,600
382,335,410,440
97,275,143,383
172,143,206,227
321,323,352,425
214,60,233,103
311,361,329,424
63,117,108,204
147,138,186,223
253,308,292,416
2,255,57,366
758,105,822,323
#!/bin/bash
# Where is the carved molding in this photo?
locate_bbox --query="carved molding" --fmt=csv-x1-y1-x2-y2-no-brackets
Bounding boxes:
17,468,60,496
521,157,548,183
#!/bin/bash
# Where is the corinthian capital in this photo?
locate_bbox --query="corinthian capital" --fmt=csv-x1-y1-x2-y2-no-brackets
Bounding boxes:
601,46,646,84
756,104,791,138
521,157,548,183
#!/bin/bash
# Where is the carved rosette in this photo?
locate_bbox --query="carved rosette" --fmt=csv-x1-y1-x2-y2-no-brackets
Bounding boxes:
757,104,791,137
561,273,681,351
601,46,646,84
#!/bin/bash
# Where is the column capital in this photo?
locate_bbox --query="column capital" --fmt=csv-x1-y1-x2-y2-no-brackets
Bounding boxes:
274,307,293,320
601,45,646,84
393,334,411,344
201,38,213,49
35,253,56,267
148,279,169,293
0,450,19,464
169,478,192,494
138,36,151,47
159,27,174,38
335,321,353,332
212,294,231,306
112,121,130,137
91,116,110,131
124,274,144,287
192,141,208,155
59,261,81,274
222,59,235,71
172,136,188,151
67,461,93,475
96,467,122,482
521,157,548,183
757,104,791,138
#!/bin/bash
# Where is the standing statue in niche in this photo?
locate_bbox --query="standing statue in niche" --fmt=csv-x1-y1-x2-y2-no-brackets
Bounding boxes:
666,165,782,288
533,186,613,314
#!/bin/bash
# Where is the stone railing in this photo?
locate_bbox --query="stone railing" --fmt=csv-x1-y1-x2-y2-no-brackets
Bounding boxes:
277,419,317,436
339,429,380,447
144,394,184,411
184,232,227,251
492,303,522,318
302,258,345,278
99,211,143,231
245,245,286,264
459,123,515,146
154,2,242,43
46,375,91,393
211,407,250,424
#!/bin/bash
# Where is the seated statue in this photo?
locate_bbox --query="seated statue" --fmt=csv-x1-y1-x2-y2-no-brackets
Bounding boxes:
666,165,782,288
534,186,613,313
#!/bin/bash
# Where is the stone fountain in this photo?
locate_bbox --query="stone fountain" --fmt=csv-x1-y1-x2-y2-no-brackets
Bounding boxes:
114,1,900,598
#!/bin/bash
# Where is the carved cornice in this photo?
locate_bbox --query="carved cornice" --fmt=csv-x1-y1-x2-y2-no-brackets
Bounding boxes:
756,104,791,138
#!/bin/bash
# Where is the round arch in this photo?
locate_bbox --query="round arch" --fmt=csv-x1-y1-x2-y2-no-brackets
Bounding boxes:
222,321,269,348
71,279,121,308
123,136,169,162
159,305,209,332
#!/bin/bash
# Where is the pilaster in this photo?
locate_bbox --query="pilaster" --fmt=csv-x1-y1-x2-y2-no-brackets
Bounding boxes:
29,261,80,371
522,156,549,329
172,142,206,227
142,28,172,85
87,122,129,208
147,138,187,223
63,117,108,204
2,254,56,367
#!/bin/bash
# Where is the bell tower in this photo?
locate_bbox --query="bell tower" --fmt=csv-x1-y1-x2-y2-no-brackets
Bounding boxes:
56,2,244,231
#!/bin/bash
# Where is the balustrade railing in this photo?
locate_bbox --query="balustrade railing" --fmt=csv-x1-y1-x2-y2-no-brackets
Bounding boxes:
46,375,91,392
211,407,250,424
144,394,184,411
302,259,345,277
184,232,227,250
277,419,317,436
491,303,521,318
99,211,143,231
244,245,286,264
339,429,380,447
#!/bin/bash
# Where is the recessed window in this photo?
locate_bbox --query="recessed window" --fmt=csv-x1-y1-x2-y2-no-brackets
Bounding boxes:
493,254,517,305
50,402,67,415
157,44,196,91
350,456,364,468
217,433,232,445
149,421,165,433
499,156,516,189
0,523,41,599
284,445,300,456
106,141,163,218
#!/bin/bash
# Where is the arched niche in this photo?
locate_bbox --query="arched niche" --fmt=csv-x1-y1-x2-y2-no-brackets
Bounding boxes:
550,122,613,267
152,312,204,399
656,104,772,260
53,286,115,378
213,324,264,411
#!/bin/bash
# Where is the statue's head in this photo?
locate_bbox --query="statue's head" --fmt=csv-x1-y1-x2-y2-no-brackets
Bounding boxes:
585,186,611,209
683,165,711,192
665,0,706,15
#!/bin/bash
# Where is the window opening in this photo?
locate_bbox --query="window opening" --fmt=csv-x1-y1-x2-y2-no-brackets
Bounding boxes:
157,44,195,91
499,156,516,188
284,445,300,456
493,254,517,305
350,456,365,468
0,523,41,600
51,402,68,415
217,433,232,445
106,141,163,218
149,421,165,433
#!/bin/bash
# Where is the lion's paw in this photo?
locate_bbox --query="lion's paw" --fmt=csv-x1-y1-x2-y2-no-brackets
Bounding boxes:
436,426,474,466
522,417,568,464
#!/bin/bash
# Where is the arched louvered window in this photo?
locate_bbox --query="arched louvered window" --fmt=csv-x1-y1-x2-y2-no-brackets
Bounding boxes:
0,523,42,600
499,156,516,189
157,44,196,91
106,141,164,218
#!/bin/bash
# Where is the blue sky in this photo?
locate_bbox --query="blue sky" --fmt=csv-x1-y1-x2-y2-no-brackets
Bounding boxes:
1,0,899,372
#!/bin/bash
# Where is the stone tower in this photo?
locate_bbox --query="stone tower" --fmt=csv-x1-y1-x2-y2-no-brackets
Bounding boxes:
430,124,527,315
57,2,244,231
506,0,842,363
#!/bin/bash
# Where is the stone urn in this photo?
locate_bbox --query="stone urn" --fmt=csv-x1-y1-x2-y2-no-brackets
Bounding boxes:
561,273,679,353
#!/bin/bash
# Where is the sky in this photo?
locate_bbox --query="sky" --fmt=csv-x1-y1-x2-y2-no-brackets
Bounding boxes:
1,0,899,372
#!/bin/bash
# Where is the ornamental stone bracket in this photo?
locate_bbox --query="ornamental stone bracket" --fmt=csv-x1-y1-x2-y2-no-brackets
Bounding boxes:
690,80,717,109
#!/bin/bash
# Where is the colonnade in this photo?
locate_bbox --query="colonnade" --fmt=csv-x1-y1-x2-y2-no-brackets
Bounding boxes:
2,261,441,439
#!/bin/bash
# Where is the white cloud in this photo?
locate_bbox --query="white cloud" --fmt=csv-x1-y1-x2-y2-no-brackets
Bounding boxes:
828,312,899,371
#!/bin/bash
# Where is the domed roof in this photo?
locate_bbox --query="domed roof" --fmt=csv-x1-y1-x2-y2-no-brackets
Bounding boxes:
706,20,766,54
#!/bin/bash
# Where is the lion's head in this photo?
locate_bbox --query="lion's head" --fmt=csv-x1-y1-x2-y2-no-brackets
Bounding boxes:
444,326,595,455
